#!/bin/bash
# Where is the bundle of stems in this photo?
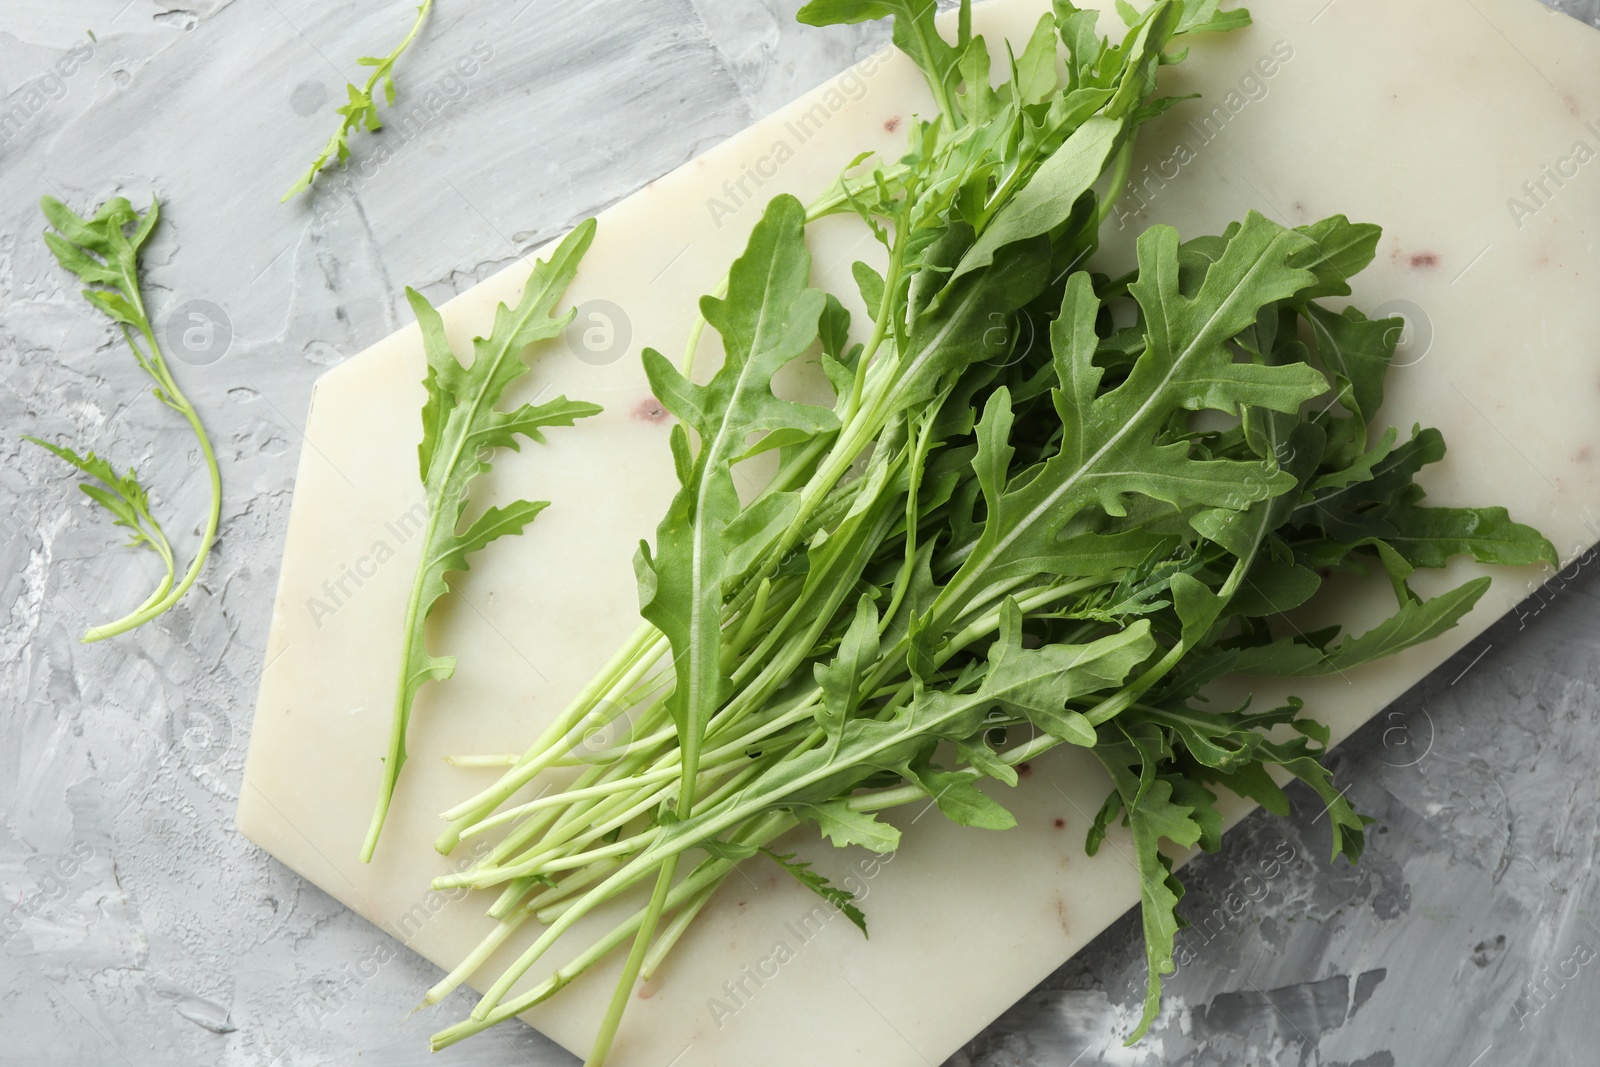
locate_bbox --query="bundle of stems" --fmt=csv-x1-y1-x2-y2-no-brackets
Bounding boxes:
412,2,1555,1059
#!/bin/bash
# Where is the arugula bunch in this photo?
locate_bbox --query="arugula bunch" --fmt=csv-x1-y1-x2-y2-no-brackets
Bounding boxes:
362,224,603,861
282,0,434,202
412,0,1553,1058
25,195,223,643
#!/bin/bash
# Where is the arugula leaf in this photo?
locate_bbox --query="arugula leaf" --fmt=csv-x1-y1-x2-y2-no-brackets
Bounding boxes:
796,799,902,853
361,220,602,861
1303,303,1397,430
1089,764,1202,1042
282,1,434,201
636,194,831,819
796,0,964,122
951,115,1124,284
23,438,176,585
1382,504,1559,569
915,765,1018,829
28,195,221,643
759,848,869,936
814,594,881,757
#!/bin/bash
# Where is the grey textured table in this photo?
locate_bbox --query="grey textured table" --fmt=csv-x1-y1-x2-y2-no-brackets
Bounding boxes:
3,2,1599,1064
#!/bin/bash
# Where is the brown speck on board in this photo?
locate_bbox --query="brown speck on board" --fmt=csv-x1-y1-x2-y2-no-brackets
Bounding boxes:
1018,762,1033,777
1053,817,1066,829
635,396,669,422
1577,446,1592,463
1408,252,1439,269
884,115,901,132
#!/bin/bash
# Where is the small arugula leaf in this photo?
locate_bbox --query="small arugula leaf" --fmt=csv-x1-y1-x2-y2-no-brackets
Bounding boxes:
951,116,1123,284
1235,577,1491,677
1227,558,1321,616
362,221,602,862
1381,503,1558,570
813,594,881,756
1085,788,1125,857
796,0,963,124
957,734,1020,787
759,848,868,936
23,438,175,568
1289,214,1382,300
282,1,434,201
796,799,902,853
914,766,1018,829
1013,15,1062,107
1096,768,1203,1044
1053,2,1105,87
1276,754,1373,863
1198,759,1290,816
1175,0,1252,34
1303,303,1397,431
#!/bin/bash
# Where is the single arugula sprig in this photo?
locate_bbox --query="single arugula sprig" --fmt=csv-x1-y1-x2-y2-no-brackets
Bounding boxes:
21,438,177,604
361,221,604,862
27,195,222,643
281,0,434,202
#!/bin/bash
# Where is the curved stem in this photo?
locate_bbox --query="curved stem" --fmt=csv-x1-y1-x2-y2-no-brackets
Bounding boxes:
83,335,221,643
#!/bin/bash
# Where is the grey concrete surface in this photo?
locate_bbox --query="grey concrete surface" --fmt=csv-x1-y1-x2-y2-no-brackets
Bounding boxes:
2,2,1598,1065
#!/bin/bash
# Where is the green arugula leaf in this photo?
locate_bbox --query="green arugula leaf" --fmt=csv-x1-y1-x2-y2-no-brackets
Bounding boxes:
760,848,869,936
361,220,602,861
797,799,903,853
1303,302,1397,430
23,438,174,568
1381,503,1558,569
1094,767,1203,1043
637,194,831,819
914,766,1018,829
796,0,964,122
1234,576,1491,677
814,594,882,756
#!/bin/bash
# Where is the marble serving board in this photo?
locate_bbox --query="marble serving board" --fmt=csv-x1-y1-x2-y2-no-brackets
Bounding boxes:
237,0,1600,1063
